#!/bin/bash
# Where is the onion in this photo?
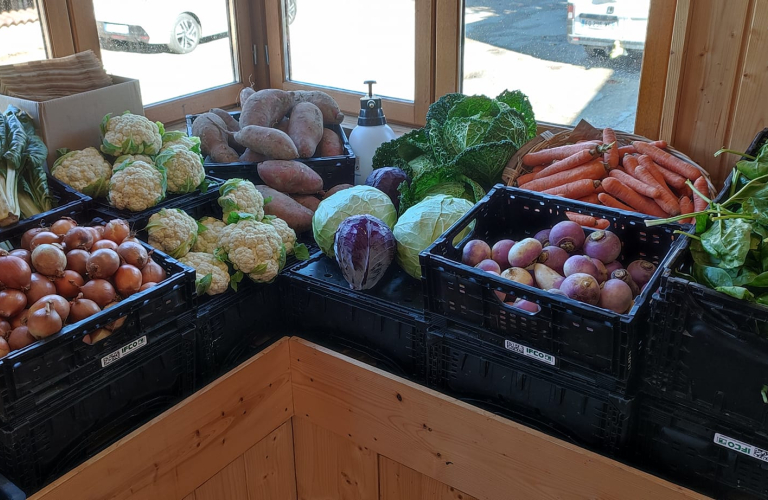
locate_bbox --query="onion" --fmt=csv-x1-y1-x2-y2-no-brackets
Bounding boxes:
80,279,116,308
54,270,84,299
8,326,35,350
0,252,32,290
139,282,157,291
21,227,47,250
84,328,111,345
91,239,118,251
114,265,142,297
0,319,11,338
30,295,70,323
26,273,56,304
86,249,120,280
10,309,29,328
29,231,60,251
88,226,102,244
117,241,148,269
103,219,130,244
9,249,31,267
103,301,126,331
31,244,67,277
28,301,62,339
140,260,166,284
0,337,9,357
0,290,27,318
51,217,77,237
62,227,94,252
68,295,100,324
66,249,89,276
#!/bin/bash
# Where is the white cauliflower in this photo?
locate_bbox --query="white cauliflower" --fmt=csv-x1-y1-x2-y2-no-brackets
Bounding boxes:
192,216,226,254
180,252,230,295
146,208,198,259
218,219,285,284
268,217,296,255
154,145,205,194
100,112,163,156
218,178,264,222
161,131,202,154
113,154,154,172
51,147,112,197
108,160,166,211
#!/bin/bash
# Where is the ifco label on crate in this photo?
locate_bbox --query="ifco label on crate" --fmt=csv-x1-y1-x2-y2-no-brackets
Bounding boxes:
101,336,148,368
504,340,556,366
714,433,768,463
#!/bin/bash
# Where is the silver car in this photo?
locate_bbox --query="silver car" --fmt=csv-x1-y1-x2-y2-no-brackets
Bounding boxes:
566,0,649,57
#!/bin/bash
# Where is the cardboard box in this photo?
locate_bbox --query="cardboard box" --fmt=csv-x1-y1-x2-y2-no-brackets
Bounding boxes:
0,76,143,167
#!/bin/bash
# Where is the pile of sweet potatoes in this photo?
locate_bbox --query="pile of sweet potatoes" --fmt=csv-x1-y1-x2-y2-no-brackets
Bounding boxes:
192,88,346,164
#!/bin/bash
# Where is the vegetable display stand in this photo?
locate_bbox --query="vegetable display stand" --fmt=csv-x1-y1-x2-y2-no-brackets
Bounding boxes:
426,329,636,457
421,185,681,394
186,112,356,190
281,252,428,382
645,240,768,430
634,394,768,500
0,319,195,495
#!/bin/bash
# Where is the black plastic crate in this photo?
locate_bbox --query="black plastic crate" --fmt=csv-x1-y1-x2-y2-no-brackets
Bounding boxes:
714,127,768,204
0,320,195,494
426,329,635,456
282,252,428,382
0,474,24,500
0,211,195,422
422,185,680,394
186,111,355,190
635,395,768,500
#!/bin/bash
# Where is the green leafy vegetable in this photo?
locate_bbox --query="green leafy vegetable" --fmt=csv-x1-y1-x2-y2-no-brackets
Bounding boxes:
294,243,310,261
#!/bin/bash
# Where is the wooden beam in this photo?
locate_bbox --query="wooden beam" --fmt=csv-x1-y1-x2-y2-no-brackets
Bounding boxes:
243,422,298,499
379,456,478,500
65,0,101,59
434,0,462,99
658,0,692,143
36,0,75,58
144,83,242,125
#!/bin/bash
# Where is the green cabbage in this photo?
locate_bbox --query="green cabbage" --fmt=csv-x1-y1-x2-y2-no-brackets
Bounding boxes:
393,195,474,278
312,185,397,257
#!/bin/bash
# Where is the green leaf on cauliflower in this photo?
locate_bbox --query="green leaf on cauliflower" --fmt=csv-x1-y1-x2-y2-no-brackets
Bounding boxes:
294,243,310,261
56,148,70,158
198,176,210,193
214,247,228,263
197,221,208,233
81,176,110,198
195,273,213,296
278,243,287,272
263,196,272,205
226,211,256,224
230,270,243,291
262,214,276,222
251,263,268,275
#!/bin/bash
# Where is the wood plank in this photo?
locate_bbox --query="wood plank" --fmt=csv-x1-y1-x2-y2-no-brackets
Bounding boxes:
413,0,435,126
293,416,378,500
264,0,286,89
379,456,477,500
183,494,195,500
634,0,678,139
30,338,294,500
658,0,692,143
289,338,707,500
65,0,101,59
243,421,297,500
144,83,241,125
37,0,75,58
195,456,250,500
434,0,462,98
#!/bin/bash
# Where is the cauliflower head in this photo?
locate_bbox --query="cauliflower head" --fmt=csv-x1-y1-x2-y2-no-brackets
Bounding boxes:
113,154,154,172
218,178,264,221
161,131,202,154
51,147,112,197
108,160,166,211
218,219,285,284
155,145,205,194
180,252,230,295
100,112,163,156
192,216,226,254
146,208,198,259
268,217,296,255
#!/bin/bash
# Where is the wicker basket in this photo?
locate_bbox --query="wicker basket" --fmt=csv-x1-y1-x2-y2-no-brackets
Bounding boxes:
502,127,717,197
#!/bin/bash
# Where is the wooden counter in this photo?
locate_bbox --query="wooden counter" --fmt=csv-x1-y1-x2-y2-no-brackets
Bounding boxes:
30,337,708,500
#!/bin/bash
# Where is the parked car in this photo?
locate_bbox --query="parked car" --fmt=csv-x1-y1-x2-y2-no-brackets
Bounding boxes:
566,0,649,56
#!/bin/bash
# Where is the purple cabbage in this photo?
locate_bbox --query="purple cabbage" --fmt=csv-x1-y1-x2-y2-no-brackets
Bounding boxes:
366,167,410,212
334,215,396,290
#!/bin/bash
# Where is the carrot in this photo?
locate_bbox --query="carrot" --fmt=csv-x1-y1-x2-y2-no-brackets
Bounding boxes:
595,184,605,194
598,193,636,212
679,196,694,224
675,184,693,198
542,179,601,200
534,148,599,179
623,154,640,175
617,141,667,157
577,194,601,205
594,219,610,229
635,166,681,216
516,172,537,186
532,165,545,173
633,142,701,180
522,141,600,166
645,158,688,190
637,156,673,192
566,212,597,227
519,162,607,192
603,128,619,169
693,175,710,212
602,177,668,217
608,169,660,198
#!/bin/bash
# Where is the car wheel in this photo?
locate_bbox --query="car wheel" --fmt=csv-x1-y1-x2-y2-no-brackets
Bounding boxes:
286,0,297,25
169,14,201,54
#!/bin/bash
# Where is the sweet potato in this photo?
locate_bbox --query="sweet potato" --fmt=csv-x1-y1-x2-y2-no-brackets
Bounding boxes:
239,86,255,106
233,125,299,160
209,108,240,132
290,194,322,211
239,148,268,163
276,117,290,134
191,113,239,163
322,183,353,199
290,90,344,125
254,185,314,232
240,89,293,128
288,102,323,158
316,128,344,157
258,160,323,194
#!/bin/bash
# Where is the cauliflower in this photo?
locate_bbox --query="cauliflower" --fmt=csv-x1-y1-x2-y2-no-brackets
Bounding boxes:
154,145,205,194
218,178,264,222
268,217,296,255
180,252,230,295
108,160,166,211
218,219,285,284
161,131,202,154
146,208,198,259
51,147,112,197
113,154,154,172
100,112,163,156
192,216,226,254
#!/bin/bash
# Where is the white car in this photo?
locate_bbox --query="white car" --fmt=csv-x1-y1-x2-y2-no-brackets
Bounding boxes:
566,0,649,56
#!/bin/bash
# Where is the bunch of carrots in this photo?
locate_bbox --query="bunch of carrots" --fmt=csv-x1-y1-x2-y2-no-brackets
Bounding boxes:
515,128,709,225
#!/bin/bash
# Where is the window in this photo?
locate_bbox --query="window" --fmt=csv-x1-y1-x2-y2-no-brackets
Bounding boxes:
0,0,47,64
